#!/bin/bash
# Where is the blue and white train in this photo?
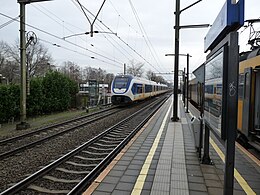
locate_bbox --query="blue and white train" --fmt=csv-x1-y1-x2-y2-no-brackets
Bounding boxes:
111,75,168,105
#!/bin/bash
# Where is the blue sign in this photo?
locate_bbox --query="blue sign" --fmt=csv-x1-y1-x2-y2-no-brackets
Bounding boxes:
204,0,244,52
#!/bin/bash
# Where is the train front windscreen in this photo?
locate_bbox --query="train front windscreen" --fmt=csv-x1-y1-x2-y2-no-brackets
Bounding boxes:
113,77,130,89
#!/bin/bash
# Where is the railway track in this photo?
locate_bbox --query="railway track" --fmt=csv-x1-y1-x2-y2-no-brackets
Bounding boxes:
0,95,169,195
0,106,121,160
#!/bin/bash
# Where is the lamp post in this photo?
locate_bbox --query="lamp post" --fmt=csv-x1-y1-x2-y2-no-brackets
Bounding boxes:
170,0,210,121
165,53,192,116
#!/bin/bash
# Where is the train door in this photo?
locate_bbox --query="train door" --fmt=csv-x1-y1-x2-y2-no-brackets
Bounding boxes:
254,67,260,131
242,67,252,136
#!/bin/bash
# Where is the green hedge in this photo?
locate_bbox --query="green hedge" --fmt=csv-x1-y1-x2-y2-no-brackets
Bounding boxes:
0,71,79,123
0,84,20,123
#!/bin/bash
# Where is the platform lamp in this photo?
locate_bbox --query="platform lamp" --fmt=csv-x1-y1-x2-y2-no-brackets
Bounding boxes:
170,0,210,122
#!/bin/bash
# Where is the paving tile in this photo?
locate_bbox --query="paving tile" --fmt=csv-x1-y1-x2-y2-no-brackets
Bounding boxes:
140,190,151,195
133,155,147,160
108,170,125,177
96,183,116,192
124,169,140,176
92,191,111,195
207,187,223,195
131,160,145,165
187,170,203,177
203,173,220,180
201,165,217,174
120,156,133,161
116,160,131,166
232,190,246,195
186,160,200,165
188,183,207,192
113,165,128,171
145,174,154,182
187,176,204,183
147,169,156,175
171,180,189,190
186,165,201,170
189,190,208,195
154,169,171,176
152,182,170,192
120,175,138,183
153,175,170,184
143,181,153,190
102,176,120,184
128,164,143,170
111,190,131,195
204,179,222,188
170,189,189,195
150,190,169,195
115,182,135,191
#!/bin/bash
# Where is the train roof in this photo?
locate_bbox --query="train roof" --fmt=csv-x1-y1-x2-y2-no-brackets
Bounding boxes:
240,48,260,62
114,74,168,87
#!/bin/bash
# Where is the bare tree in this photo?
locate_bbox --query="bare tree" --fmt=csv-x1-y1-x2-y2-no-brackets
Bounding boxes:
60,61,82,82
0,41,20,83
146,70,154,80
127,60,144,77
26,41,53,77
0,40,53,82
82,66,107,82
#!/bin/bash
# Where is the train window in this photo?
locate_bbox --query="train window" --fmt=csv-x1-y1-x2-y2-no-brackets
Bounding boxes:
114,77,129,89
145,85,152,93
137,84,143,94
205,85,214,94
244,73,250,100
131,83,137,95
238,73,244,99
216,84,222,95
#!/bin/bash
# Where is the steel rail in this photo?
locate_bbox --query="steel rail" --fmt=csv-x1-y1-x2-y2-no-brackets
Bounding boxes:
0,105,117,146
68,96,169,194
0,109,121,160
0,95,168,195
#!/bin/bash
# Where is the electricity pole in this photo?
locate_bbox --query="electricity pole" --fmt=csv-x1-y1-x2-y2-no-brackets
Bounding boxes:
16,0,53,130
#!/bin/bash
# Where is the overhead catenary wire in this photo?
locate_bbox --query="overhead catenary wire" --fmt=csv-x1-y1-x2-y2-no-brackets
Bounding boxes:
128,0,166,73
108,0,141,36
0,15,19,30
0,12,124,66
32,3,124,65
40,38,122,68
73,1,164,75
70,0,134,62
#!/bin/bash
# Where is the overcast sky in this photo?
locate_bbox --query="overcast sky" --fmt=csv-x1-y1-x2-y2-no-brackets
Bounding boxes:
0,0,259,82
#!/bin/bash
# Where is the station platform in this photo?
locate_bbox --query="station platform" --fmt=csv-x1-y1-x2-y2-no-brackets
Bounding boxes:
84,97,260,195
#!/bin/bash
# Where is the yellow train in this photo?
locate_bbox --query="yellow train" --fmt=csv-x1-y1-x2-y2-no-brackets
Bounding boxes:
237,48,260,147
189,48,260,149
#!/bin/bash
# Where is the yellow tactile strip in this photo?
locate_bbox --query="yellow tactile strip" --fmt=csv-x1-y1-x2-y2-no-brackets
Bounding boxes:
209,138,256,195
131,105,172,195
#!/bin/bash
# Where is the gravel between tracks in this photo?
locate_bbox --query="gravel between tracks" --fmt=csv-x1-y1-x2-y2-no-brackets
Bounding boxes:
0,99,157,192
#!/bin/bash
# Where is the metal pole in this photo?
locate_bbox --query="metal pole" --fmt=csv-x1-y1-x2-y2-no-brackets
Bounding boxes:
202,124,212,164
173,0,180,121
183,68,186,106
186,54,189,113
198,83,204,159
16,3,30,130
124,63,126,75
224,31,239,195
